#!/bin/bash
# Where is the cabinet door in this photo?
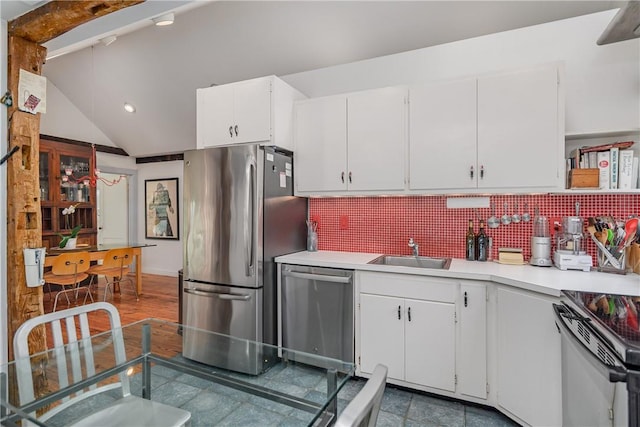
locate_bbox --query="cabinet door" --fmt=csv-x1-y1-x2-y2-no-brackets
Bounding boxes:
477,66,559,189
405,298,455,391
294,96,348,192
233,77,272,144
496,287,562,427
409,79,477,190
359,294,404,380
196,84,235,148
459,282,487,399
347,87,406,191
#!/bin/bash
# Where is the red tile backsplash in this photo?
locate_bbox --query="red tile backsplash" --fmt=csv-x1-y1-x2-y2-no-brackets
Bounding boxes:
309,194,640,261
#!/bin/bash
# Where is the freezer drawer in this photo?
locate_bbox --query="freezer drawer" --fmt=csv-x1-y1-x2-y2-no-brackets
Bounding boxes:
281,265,354,366
182,282,266,374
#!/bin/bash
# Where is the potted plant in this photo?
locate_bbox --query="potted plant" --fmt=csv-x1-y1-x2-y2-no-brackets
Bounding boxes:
58,203,83,248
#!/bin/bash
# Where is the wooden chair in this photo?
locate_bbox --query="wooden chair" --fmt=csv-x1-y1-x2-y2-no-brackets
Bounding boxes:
335,364,388,427
44,251,92,312
13,302,191,427
87,248,138,301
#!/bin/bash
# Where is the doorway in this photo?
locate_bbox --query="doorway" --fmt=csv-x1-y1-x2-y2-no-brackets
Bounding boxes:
97,172,129,245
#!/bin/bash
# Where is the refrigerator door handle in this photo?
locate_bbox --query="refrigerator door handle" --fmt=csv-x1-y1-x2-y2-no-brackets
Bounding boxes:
184,288,252,301
282,270,352,284
246,160,256,277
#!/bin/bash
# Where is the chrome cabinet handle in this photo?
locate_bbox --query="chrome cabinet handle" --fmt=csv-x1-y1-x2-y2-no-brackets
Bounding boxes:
341,172,345,183
348,171,352,183
464,291,468,307
397,305,401,320
470,166,474,179
229,126,233,137
408,306,412,322
480,165,484,179
235,125,239,136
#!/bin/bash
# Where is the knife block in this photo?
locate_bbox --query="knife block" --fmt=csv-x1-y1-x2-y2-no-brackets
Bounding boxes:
627,243,640,274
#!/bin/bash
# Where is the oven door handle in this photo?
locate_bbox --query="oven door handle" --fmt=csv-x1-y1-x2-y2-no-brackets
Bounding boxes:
553,303,627,383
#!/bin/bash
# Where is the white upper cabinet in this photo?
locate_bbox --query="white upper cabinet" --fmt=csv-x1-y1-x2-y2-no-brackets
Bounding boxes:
346,87,407,192
197,76,304,150
409,78,477,190
294,86,407,195
477,66,560,189
294,96,348,192
409,65,562,192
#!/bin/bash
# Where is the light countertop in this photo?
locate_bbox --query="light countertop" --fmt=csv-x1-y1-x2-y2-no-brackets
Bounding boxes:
275,250,640,297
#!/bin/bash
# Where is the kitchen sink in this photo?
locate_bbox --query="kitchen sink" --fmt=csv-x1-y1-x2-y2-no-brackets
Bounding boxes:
367,255,452,270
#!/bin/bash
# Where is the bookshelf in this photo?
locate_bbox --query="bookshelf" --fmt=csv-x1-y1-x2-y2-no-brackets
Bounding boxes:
564,128,640,192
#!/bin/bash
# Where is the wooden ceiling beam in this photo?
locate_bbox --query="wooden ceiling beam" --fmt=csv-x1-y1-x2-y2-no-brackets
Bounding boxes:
8,0,145,44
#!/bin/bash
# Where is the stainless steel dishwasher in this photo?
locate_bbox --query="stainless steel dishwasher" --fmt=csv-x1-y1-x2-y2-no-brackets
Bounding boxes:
281,264,354,367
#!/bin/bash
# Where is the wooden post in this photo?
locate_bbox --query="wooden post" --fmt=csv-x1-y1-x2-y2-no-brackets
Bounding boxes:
6,36,47,362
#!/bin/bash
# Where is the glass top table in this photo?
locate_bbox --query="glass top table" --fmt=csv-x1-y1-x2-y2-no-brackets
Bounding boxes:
0,319,355,426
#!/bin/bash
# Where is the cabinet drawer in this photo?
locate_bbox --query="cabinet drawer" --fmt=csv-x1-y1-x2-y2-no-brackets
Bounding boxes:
359,271,457,302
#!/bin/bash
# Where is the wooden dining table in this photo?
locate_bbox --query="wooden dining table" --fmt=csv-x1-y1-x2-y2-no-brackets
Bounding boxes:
45,243,156,295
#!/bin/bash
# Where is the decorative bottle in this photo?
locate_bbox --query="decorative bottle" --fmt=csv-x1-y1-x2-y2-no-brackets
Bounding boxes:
465,219,476,261
476,220,488,262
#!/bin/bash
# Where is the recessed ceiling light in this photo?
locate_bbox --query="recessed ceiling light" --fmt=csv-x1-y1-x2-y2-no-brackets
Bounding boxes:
152,12,174,26
124,103,136,113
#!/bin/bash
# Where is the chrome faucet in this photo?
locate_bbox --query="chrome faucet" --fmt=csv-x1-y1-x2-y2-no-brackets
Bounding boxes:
408,238,419,257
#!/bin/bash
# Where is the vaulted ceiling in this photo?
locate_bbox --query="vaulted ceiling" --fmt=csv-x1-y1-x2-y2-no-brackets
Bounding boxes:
5,1,625,157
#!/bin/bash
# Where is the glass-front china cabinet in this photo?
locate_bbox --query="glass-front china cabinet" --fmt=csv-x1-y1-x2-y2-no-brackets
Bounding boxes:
39,138,97,249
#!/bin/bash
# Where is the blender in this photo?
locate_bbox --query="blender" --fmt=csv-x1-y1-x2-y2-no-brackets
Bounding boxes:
553,203,593,271
530,208,552,267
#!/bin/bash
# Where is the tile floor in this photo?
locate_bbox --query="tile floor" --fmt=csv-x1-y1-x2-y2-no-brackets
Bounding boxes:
48,361,520,427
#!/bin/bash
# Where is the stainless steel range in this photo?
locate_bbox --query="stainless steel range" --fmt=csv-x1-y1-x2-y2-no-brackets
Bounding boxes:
554,290,640,427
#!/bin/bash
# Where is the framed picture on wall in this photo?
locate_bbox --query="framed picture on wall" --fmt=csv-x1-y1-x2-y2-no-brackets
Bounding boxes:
145,178,179,240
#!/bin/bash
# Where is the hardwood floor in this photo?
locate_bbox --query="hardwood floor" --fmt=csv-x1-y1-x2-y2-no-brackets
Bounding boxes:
42,273,180,333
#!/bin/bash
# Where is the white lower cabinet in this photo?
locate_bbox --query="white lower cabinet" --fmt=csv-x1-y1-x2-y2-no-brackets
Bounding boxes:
496,286,562,426
458,281,488,400
357,272,485,396
405,298,456,390
359,294,405,380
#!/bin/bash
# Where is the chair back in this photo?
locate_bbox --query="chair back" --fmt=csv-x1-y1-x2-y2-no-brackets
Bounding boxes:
335,364,388,427
102,248,134,272
13,302,128,423
51,251,91,276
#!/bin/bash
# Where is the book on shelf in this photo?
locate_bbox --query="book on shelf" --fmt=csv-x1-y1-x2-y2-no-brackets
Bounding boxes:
588,152,597,169
597,151,610,189
619,150,635,189
610,147,619,189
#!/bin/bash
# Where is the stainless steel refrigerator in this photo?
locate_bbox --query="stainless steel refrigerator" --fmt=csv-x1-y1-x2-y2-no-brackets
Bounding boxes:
182,145,307,374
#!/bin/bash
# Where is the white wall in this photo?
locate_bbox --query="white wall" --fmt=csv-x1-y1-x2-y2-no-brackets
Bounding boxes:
41,81,117,146
283,10,640,134
97,151,136,170
136,160,183,276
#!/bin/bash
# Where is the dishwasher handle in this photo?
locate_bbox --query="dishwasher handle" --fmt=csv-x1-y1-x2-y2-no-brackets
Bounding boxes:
282,270,351,284
184,288,252,301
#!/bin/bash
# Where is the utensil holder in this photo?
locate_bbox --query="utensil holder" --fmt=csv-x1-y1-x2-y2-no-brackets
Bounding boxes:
307,231,318,252
593,236,627,275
